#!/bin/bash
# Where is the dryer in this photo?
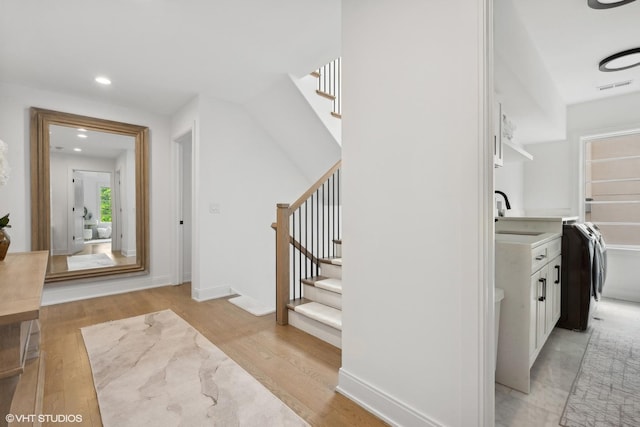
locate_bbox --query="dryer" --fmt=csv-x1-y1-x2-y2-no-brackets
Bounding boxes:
557,222,607,331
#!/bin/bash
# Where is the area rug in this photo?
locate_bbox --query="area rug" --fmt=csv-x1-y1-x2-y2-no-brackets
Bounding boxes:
228,295,275,316
81,309,308,427
67,253,115,270
560,325,640,426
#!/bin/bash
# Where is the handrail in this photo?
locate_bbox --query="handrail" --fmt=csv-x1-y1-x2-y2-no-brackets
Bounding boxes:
271,223,318,265
274,160,342,325
290,160,341,212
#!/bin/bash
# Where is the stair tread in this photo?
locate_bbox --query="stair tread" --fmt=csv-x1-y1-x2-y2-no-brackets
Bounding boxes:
316,90,336,101
301,276,342,294
333,239,342,244
319,257,342,266
292,301,342,331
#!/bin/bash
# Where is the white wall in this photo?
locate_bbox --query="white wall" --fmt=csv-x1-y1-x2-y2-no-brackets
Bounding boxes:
340,1,490,426
495,162,525,217
523,141,575,217
494,0,565,144
171,95,311,306
524,91,640,301
0,82,173,304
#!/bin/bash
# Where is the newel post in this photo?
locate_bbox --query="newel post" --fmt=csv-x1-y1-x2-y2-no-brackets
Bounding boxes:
276,203,290,325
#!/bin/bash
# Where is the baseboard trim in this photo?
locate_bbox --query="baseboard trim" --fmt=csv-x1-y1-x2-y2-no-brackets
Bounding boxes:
42,275,173,306
337,368,442,427
191,285,234,302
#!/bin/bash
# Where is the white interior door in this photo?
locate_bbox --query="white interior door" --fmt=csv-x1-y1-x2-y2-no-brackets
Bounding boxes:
175,130,193,284
112,169,122,251
71,170,85,254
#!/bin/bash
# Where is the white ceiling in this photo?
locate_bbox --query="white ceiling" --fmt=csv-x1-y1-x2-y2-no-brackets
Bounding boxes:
0,0,340,116
50,125,134,159
512,0,640,105
1,1,638,116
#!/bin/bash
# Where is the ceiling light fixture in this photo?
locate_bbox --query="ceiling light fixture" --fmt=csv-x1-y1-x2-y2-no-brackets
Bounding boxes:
95,76,112,85
599,48,640,72
77,133,88,138
77,128,87,132
587,0,636,9
73,148,82,152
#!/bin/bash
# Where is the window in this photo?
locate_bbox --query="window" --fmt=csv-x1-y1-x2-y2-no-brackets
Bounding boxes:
100,186,112,222
584,132,640,247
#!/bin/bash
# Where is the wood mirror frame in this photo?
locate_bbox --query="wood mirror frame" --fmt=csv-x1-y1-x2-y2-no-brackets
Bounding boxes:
30,107,149,282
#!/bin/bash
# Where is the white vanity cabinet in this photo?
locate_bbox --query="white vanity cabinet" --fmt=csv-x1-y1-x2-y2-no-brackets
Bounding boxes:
495,233,561,393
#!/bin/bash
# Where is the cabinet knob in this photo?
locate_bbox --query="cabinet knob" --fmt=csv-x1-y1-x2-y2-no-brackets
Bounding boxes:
535,255,546,261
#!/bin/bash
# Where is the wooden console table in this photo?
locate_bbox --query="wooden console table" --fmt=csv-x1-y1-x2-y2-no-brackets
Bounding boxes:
0,252,48,427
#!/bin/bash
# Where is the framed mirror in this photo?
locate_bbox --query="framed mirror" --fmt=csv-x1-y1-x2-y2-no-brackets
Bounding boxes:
30,107,149,282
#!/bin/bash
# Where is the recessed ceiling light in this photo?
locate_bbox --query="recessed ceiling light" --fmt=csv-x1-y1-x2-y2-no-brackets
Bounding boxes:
599,48,640,72
77,133,88,138
95,76,112,85
73,148,82,152
77,128,87,132
588,0,636,9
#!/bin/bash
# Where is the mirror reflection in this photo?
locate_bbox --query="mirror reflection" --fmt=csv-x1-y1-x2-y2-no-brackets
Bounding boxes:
30,107,149,282
48,125,137,274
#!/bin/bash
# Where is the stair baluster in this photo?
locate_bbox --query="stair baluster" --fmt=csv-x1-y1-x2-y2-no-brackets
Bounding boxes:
274,161,341,326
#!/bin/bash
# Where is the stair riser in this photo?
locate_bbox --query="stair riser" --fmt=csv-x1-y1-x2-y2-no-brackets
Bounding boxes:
303,284,342,310
288,310,342,348
335,243,342,257
320,263,341,279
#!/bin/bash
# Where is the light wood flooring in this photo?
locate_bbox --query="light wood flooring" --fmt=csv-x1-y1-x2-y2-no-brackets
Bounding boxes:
49,242,136,274
39,283,387,427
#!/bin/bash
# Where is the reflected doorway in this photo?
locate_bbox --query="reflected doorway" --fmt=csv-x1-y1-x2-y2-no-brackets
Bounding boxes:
48,124,138,274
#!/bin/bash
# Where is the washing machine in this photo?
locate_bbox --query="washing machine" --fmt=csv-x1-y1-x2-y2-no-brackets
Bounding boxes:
557,222,607,331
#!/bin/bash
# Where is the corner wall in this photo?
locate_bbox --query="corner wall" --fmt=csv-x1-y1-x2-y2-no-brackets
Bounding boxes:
172,96,312,307
340,1,490,425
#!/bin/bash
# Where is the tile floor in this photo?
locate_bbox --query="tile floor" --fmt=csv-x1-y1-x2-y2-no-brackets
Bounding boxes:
495,297,640,426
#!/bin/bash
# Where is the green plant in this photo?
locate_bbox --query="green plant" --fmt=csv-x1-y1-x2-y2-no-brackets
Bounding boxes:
0,213,10,229
100,187,112,222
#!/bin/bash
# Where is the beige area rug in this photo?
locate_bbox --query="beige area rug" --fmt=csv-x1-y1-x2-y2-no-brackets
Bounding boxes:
67,253,115,270
81,310,309,427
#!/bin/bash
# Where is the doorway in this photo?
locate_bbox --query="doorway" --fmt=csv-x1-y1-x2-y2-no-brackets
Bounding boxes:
175,130,193,284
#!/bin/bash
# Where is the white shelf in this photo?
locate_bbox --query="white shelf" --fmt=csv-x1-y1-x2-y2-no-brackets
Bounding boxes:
503,140,533,163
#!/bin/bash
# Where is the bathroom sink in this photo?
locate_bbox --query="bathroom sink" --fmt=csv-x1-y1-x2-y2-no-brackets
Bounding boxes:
495,231,545,236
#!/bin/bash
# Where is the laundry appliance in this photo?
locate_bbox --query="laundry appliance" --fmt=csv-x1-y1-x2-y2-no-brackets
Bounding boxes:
557,222,607,331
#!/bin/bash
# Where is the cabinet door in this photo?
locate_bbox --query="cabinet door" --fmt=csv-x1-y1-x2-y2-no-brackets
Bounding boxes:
542,264,554,337
537,267,548,349
530,271,539,358
550,255,562,324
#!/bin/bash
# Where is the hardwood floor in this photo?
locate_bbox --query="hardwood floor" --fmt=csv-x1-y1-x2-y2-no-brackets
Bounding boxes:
39,284,387,427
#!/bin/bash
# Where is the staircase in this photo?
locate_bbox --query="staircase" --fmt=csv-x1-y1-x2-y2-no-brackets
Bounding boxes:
287,241,342,348
273,59,343,348
274,160,342,348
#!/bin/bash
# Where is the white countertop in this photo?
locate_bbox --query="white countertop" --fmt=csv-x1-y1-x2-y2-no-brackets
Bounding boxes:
495,216,578,223
495,231,561,247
